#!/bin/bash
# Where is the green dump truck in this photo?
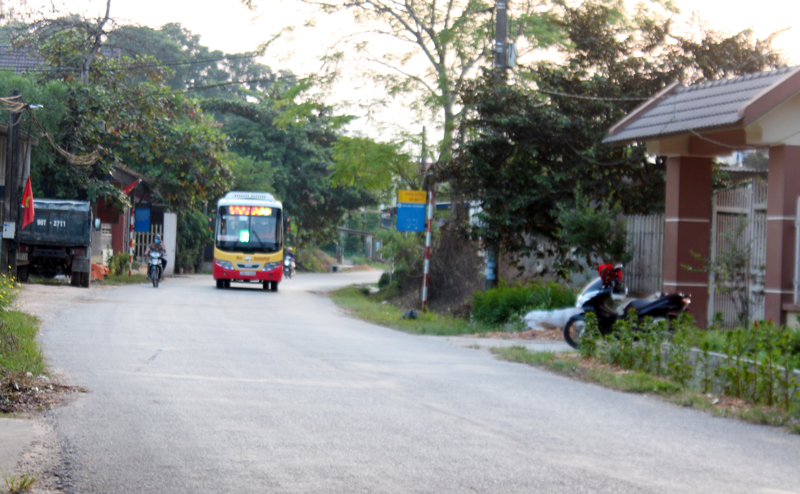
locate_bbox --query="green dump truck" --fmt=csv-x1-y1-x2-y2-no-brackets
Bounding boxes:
17,199,96,287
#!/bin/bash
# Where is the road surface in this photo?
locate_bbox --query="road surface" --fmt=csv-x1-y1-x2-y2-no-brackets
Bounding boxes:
38,273,800,493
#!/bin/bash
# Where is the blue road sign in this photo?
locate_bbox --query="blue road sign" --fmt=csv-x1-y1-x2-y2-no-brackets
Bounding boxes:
396,202,426,232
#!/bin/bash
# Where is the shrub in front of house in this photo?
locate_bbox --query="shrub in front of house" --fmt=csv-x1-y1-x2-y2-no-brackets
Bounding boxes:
471,281,576,326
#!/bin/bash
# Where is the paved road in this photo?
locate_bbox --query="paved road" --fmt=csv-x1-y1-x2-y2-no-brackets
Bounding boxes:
42,273,800,493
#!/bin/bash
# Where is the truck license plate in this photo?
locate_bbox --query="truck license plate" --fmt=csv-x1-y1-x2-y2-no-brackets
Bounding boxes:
239,271,256,276
16,252,27,261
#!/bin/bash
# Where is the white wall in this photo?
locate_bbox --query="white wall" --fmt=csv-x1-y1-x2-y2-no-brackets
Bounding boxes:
163,212,177,276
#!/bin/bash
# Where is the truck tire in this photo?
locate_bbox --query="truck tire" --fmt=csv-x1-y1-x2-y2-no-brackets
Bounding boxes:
80,271,91,288
70,272,81,287
17,266,28,283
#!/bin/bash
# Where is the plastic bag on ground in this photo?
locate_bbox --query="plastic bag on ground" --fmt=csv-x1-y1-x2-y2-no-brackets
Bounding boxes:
524,308,582,330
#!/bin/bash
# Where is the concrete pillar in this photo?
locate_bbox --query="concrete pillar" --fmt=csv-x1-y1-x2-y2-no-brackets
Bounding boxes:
663,156,713,328
765,146,800,324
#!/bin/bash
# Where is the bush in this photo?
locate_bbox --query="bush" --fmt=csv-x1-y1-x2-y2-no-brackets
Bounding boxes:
106,252,131,276
177,209,212,271
471,281,576,325
0,272,18,310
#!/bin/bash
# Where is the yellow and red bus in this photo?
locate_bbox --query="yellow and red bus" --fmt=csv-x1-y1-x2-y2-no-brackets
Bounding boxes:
213,191,285,291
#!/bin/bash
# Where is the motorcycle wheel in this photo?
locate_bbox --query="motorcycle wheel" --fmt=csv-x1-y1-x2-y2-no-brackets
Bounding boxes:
563,315,586,349
150,267,158,288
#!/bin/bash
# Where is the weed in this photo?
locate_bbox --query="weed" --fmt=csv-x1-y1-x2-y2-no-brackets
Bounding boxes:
2,470,37,493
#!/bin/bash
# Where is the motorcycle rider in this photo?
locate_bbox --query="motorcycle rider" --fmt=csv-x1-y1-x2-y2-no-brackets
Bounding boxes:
284,247,296,276
144,234,167,279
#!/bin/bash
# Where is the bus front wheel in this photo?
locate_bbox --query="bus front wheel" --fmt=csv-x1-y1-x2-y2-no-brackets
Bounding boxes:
216,279,224,289
270,282,279,292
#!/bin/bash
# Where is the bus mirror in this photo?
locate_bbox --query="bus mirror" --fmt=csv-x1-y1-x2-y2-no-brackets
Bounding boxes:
94,218,101,231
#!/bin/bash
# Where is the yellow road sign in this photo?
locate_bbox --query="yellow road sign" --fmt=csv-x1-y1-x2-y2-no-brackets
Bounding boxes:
398,190,427,204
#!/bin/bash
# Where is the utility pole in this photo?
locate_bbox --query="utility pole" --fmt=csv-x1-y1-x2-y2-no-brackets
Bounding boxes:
485,0,509,290
2,89,21,277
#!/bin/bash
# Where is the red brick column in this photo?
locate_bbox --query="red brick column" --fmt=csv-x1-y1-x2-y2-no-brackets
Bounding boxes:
765,146,800,324
662,156,713,328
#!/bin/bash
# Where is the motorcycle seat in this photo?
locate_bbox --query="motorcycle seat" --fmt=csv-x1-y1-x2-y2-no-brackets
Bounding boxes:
624,298,661,312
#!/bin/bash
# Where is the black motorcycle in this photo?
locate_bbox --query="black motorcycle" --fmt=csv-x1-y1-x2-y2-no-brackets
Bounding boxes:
563,265,691,349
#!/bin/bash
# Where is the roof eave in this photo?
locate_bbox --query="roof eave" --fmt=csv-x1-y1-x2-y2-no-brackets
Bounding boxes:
606,81,682,139
739,65,800,127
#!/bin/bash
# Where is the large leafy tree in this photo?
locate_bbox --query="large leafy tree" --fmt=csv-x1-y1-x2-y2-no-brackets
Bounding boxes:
5,20,234,207
203,95,375,246
441,0,785,275
104,23,283,99
243,0,562,174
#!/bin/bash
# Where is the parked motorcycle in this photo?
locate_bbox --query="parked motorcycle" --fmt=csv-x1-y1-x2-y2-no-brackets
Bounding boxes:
563,265,691,348
147,251,163,288
283,257,295,279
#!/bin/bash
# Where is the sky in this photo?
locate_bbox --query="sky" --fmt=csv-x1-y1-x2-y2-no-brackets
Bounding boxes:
31,0,800,140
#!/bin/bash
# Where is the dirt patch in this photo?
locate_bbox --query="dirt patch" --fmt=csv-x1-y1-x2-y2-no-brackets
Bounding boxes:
478,328,565,341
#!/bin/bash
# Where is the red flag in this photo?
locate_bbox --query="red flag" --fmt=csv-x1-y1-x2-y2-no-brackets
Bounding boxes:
21,175,34,229
122,178,140,195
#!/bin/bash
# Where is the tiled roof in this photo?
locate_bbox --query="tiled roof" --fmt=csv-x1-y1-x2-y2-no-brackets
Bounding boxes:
605,66,800,144
0,45,43,73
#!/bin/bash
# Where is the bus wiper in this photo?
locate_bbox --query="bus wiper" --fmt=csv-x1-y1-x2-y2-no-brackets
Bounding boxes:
249,229,268,250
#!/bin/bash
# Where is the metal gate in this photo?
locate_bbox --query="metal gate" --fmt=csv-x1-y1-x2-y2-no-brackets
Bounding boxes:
709,179,767,327
134,224,163,262
623,214,664,295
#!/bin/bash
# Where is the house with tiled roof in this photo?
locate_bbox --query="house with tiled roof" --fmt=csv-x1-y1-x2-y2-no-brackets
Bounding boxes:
0,46,43,73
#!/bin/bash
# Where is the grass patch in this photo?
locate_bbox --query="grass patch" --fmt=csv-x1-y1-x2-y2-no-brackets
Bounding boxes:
2,470,37,493
491,345,800,433
0,312,45,376
95,274,149,285
330,286,494,336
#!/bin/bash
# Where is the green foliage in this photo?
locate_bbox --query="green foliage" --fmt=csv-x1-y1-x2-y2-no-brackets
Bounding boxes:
442,0,784,274
209,93,375,246
2,470,38,493
555,190,632,272
105,252,131,276
330,137,419,201
685,219,761,328
0,273,19,310
0,311,45,375
471,281,576,325
177,209,212,270
3,25,234,208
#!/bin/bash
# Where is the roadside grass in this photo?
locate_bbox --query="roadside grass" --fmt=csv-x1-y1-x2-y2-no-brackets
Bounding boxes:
2,470,37,493
330,286,495,336
0,311,45,376
492,346,800,431
95,274,149,285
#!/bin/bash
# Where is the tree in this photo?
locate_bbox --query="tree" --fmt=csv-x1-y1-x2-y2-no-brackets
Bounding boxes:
204,94,375,246
441,0,784,275
242,0,562,173
330,136,419,202
2,19,235,207
104,23,283,99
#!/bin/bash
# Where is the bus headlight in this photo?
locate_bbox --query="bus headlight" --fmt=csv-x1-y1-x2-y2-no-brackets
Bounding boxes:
215,259,235,270
261,262,279,272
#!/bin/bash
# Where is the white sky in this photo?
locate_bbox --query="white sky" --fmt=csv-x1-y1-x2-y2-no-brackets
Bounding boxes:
39,0,800,140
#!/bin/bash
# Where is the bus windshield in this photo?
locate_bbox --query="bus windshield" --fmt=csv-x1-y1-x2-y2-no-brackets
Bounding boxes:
216,205,282,253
